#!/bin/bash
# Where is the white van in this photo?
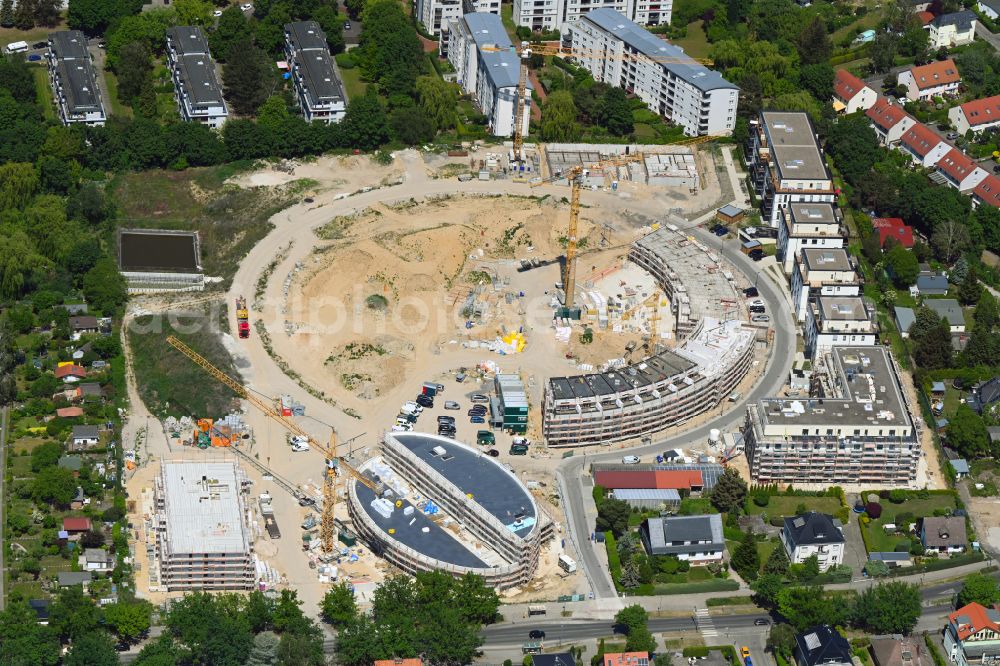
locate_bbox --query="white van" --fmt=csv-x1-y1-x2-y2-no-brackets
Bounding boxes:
622,455,640,464
4,41,28,54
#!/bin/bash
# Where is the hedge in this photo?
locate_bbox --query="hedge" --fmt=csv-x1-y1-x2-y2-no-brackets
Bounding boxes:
706,595,754,607
605,531,622,590
654,579,740,595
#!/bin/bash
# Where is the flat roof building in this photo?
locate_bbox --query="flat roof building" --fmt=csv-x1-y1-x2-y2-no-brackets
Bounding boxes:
118,229,204,293
165,27,228,129
513,0,672,32
804,295,877,359
777,203,846,275
743,346,919,486
746,111,836,227
154,461,255,591
47,30,106,126
284,21,346,123
791,248,860,322
567,9,737,137
349,432,554,589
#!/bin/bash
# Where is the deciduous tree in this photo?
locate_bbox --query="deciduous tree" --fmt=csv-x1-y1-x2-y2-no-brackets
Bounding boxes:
0,600,61,666
852,581,921,635
913,316,952,370
776,586,847,631
596,497,631,537
797,17,832,65
959,573,1000,607
104,600,153,644
598,87,633,136
541,90,579,142
223,41,272,115
64,631,119,666
949,404,991,458
416,76,459,131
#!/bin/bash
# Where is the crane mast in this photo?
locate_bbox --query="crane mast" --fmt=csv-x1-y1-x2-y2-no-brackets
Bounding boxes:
166,335,375,554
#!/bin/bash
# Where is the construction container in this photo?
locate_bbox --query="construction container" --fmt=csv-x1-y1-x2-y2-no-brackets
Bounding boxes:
421,382,437,397
338,530,357,547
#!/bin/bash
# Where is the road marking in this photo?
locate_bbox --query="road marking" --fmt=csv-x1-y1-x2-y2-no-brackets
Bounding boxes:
694,608,718,637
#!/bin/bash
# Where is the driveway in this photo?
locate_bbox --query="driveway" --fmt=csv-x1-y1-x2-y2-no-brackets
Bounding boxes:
976,22,1000,52
841,496,870,576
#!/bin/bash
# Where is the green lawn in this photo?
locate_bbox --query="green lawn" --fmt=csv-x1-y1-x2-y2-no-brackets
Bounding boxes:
339,66,369,101
860,493,958,553
500,3,519,42
102,70,133,118
831,9,883,43
746,495,843,518
673,21,712,60
30,65,56,122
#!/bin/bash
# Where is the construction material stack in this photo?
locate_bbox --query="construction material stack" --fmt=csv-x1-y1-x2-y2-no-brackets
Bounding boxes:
236,296,250,339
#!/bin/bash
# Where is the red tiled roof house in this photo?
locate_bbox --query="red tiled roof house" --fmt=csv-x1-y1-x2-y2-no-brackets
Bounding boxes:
872,218,915,249
936,148,989,192
949,94,1000,136
898,123,951,167
897,59,961,102
832,70,877,114
866,99,916,145
944,602,1000,666
972,174,1000,209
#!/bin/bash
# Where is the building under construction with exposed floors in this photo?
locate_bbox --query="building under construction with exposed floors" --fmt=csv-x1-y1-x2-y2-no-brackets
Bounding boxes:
743,346,919,486
154,460,256,591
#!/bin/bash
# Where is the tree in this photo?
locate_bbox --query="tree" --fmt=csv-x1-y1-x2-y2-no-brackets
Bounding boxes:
614,604,649,635
133,635,190,666
49,585,102,642
710,467,747,514
335,616,380,666
799,63,835,101
853,581,921,635
733,530,761,581
416,76,458,131
223,41,272,115
870,33,899,73
312,4,345,54
959,267,982,306
885,244,919,287
0,0,13,27
958,572,1000,607
763,543,789,575
776,586,847,631
345,0,364,18
342,91,391,150
104,600,153,644
321,582,357,628
31,440,63,472
83,259,128,314
210,5,253,62
797,17,832,65
117,41,153,103
257,94,290,131
626,625,658,654
0,600,61,666
913,316,952,370
596,497,631,537
32,465,78,507
454,571,501,625
247,631,280,666
356,0,424,97
931,219,970,263
277,629,325,666
598,87,633,136
68,0,134,34
910,306,942,342
166,591,254,666
948,404,991,458
975,292,998,331
390,106,437,145
64,631,119,666
767,622,797,658
541,90,579,142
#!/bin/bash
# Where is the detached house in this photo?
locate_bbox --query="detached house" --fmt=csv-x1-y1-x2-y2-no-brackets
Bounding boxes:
927,11,977,49
872,217,915,248
897,60,961,102
972,175,1000,209
898,123,951,167
949,95,1000,136
920,515,967,553
945,602,1000,666
867,99,916,146
980,0,1000,21
55,364,86,383
794,625,853,666
936,148,989,192
781,512,845,572
70,425,99,450
832,70,877,114
640,514,725,564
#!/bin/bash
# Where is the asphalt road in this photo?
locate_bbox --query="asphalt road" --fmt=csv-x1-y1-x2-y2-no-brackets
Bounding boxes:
557,227,797,599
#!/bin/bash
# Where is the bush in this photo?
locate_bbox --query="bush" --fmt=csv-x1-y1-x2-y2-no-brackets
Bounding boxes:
365,294,388,311
753,492,770,507
335,52,356,69
889,489,908,504
866,502,883,519
684,648,710,658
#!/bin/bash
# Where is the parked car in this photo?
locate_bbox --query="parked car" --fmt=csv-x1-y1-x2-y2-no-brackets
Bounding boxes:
622,455,640,464
946,132,959,140
470,416,486,424
748,299,763,307
993,164,1000,173
711,224,728,236
468,407,487,416
391,424,411,432
344,20,351,29
741,648,751,660
240,3,254,11
416,395,433,408
749,305,766,314
213,9,223,16
444,400,460,410
291,441,309,452
26,54,41,61
751,314,770,322
749,251,764,262
744,286,759,297
31,41,46,49
471,393,489,403
437,415,455,424
456,372,466,382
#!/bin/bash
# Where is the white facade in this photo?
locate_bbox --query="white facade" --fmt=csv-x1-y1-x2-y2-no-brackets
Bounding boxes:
442,13,531,138
898,124,952,168
784,538,845,571
790,248,860,322
284,22,346,123
777,203,845,274
979,0,1000,20
927,11,977,49
47,31,106,126
866,99,916,146
804,296,876,359
165,27,228,129
418,0,501,36
512,0,672,32
949,95,1000,136
897,61,961,102
832,70,878,114
567,9,737,137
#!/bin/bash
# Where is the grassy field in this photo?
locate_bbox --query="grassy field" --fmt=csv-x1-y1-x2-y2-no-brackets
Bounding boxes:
339,66,369,101
0,23,64,46
103,70,134,118
746,495,843,517
113,163,303,285
29,65,56,122
861,493,958,553
127,305,241,418
673,21,712,60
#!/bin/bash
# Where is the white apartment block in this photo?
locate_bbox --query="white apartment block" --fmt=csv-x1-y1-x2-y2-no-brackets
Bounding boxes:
804,296,877,359
418,0,499,36
743,346,919,486
47,31,106,126
746,111,836,228
284,21,346,123
567,9,737,137
512,0,672,32
165,27,228,129
790,248,861,322
441,13,531,138
776,202,845,275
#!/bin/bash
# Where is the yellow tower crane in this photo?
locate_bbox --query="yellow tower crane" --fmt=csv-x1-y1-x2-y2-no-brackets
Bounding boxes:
166,336,377,554
481,42,715,164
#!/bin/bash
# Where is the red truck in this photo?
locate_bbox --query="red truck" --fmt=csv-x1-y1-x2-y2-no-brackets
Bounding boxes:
236,296,250,339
